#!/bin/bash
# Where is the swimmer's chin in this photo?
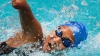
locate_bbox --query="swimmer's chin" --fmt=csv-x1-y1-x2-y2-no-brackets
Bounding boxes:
42,45,63,53
42,45,51,53
44,49,64,54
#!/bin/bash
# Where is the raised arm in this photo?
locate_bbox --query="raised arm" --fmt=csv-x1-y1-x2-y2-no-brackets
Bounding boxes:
0,0,43,55
12,0,43,41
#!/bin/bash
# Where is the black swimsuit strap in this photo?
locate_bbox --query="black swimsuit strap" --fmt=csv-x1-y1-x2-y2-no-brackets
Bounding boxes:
0,42,16,55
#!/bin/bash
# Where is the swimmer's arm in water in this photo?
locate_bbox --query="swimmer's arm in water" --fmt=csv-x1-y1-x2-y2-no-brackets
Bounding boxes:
12,0,43,41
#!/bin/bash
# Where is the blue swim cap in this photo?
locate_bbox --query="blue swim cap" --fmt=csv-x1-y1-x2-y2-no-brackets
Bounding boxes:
61,21,88,47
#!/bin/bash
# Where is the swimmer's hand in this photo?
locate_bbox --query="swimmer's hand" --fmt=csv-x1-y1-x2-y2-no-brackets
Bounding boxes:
12,0,28,9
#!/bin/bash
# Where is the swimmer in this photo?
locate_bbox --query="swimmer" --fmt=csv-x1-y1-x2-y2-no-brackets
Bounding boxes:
0,0,88,55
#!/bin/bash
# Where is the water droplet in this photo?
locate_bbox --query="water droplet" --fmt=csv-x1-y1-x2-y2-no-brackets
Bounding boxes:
38,34,40,36
81,0,88,6
73,33,75,35
1,27,4,29
34,37,36,38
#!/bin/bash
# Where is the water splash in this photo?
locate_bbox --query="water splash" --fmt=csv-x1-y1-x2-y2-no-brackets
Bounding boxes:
81,0,88,6
0,0,100,56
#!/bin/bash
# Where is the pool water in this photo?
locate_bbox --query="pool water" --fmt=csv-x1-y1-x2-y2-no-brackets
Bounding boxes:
0,0,100,56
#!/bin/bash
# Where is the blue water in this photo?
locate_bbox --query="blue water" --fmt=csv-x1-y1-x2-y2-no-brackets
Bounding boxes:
0,0,100,56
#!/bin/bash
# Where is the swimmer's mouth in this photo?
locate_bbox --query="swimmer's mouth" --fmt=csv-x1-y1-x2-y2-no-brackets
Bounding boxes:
48,42,60,51
48,42,52,49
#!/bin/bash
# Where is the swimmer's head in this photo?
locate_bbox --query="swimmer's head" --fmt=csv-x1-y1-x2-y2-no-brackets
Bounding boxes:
42,26,74,52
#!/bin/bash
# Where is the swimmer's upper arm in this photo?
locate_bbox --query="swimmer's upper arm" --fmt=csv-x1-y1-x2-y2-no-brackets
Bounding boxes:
12,0,43,41
16,2,43,41
6,32,22,48
19,8,43,41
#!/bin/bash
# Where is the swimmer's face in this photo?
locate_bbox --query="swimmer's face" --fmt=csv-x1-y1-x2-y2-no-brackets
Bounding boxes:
42,26,74,52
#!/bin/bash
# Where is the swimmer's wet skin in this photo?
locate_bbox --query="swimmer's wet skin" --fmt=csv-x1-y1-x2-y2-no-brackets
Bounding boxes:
0,0,43,55
0,0,88,55
43,21,87,52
